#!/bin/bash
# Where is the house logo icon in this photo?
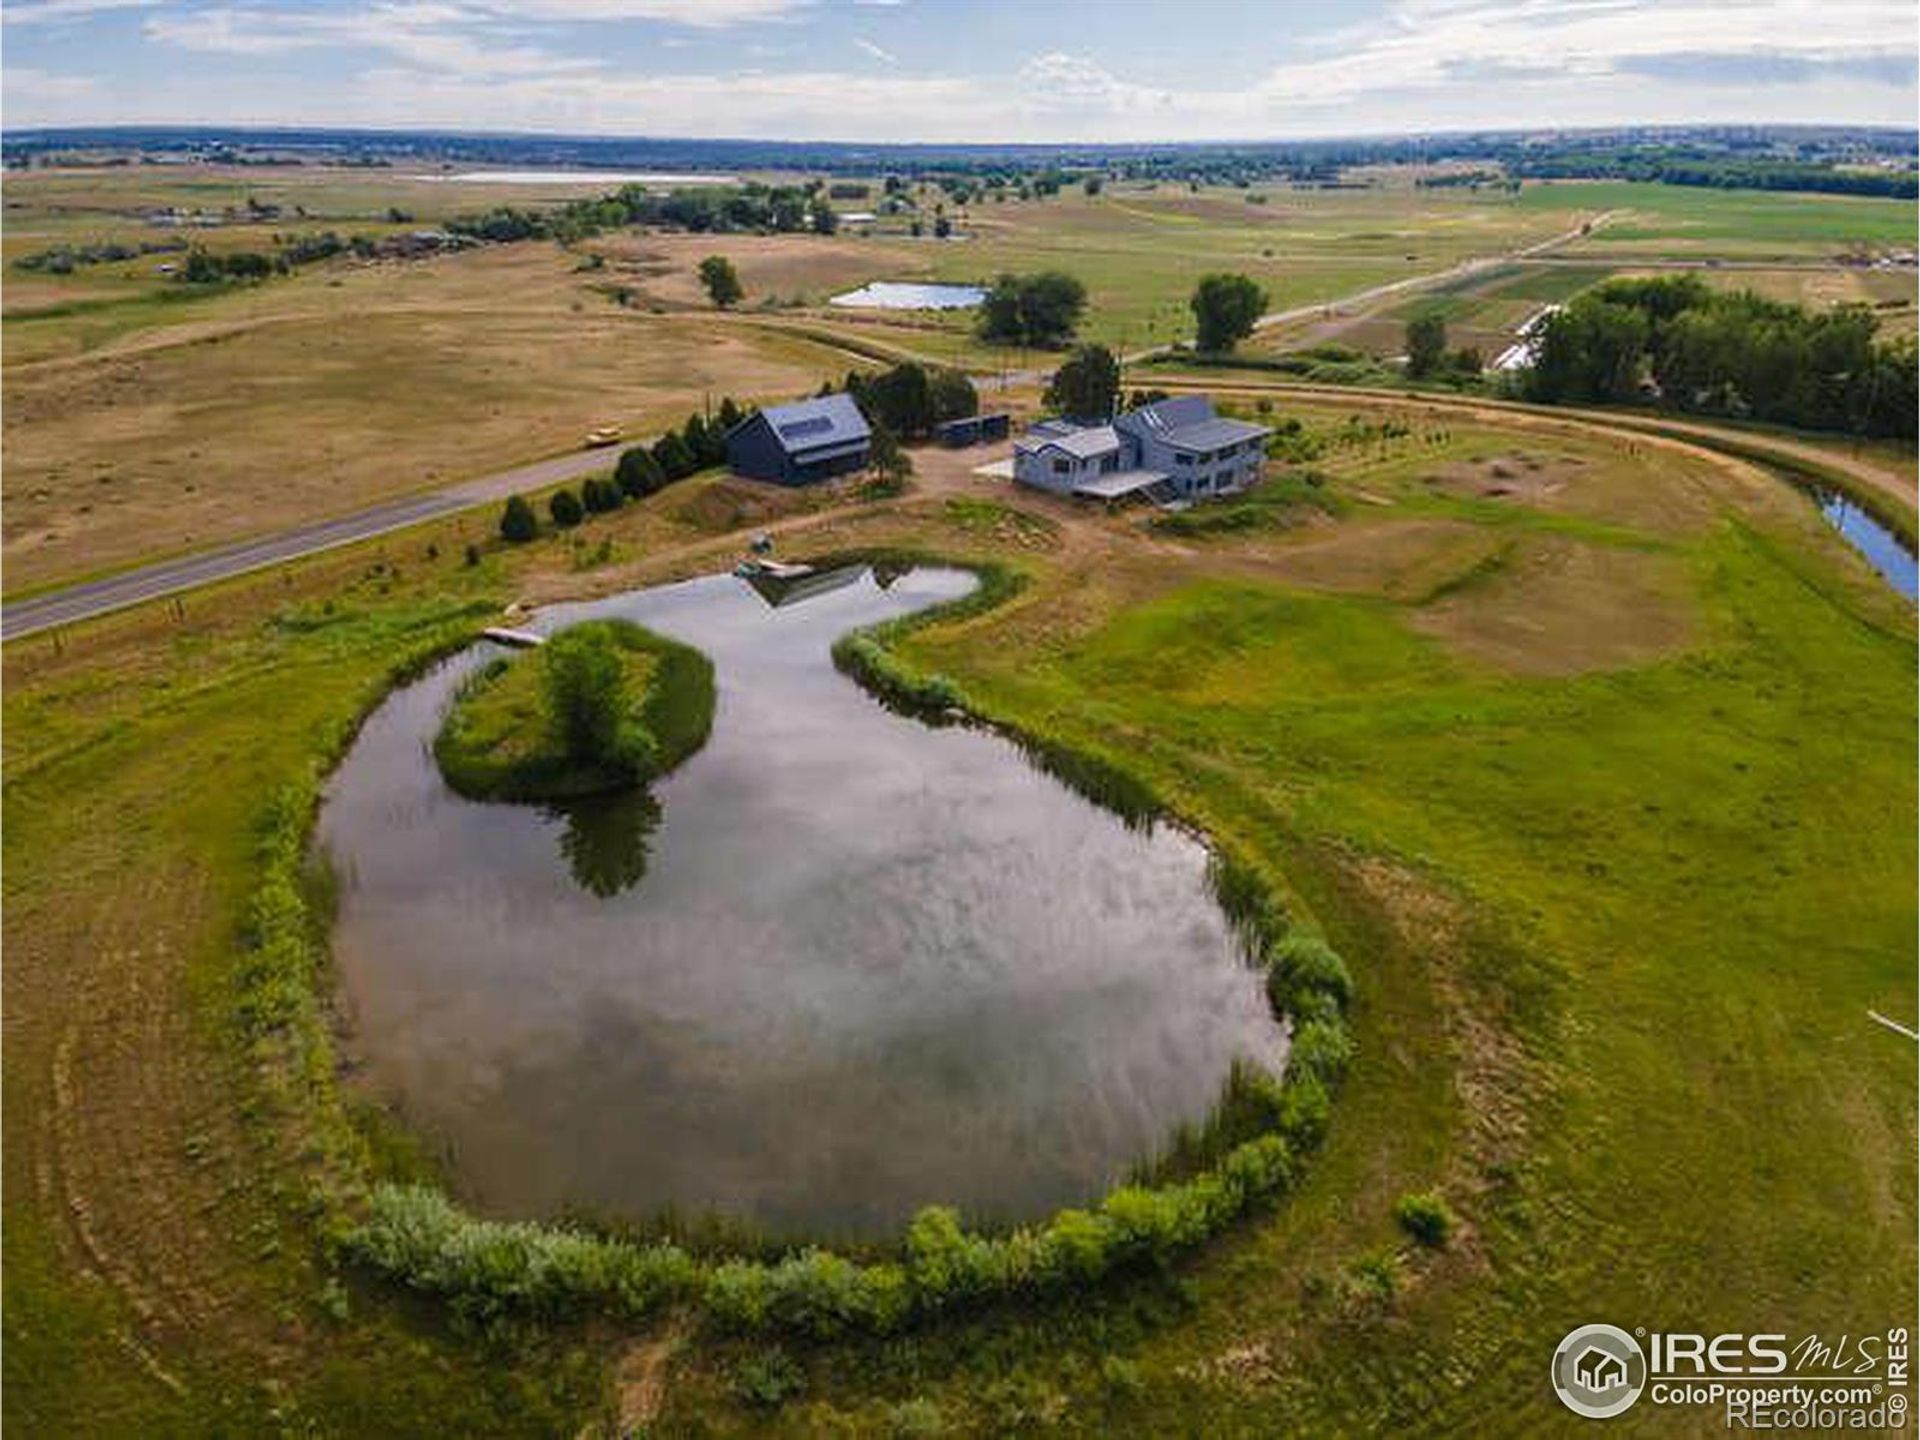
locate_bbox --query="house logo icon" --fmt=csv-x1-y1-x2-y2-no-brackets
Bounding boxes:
1553,1323,1647,1419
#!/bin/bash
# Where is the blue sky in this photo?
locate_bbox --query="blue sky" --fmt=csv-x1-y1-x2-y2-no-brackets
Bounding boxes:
4,0,1916,142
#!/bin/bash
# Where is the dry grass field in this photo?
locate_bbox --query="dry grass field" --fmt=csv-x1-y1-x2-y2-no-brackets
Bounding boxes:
2,238,867,592
9,164,1910,598
1,166,1606,594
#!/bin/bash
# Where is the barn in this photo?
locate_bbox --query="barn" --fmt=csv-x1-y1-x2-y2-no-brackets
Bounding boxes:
724,394,872,486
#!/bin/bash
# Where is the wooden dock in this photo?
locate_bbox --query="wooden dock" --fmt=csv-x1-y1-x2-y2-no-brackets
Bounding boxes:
481,627,544,648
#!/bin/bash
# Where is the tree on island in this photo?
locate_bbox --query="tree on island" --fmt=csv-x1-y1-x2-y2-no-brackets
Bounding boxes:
543,626,654,777
1044,344,1122,420
698,254,743,309
1190,272,1268,353
1406,311,1448,379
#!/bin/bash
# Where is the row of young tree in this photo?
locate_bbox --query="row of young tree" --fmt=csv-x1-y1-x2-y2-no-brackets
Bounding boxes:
498,397,754,542
1525,276,1918,438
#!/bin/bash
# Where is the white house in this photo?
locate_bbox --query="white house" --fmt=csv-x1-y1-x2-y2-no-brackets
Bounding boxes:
1012,396,1271,503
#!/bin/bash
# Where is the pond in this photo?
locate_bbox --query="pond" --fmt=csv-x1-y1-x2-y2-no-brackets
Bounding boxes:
319,566,1285,1241
828,281,987,311
1808,485,1918,601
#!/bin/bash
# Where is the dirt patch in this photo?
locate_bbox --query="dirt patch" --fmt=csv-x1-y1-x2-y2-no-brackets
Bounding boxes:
670,477,819,535
606,1313,693,1435
1422,450,1586,504
1411,534,1696,675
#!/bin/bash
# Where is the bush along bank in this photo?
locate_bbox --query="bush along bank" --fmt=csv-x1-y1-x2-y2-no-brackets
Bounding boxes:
433,618,714,802
231,599,505,1215
321,556,1360,1337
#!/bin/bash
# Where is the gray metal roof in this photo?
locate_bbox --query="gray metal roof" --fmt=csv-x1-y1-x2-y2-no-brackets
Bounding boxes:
1158,416,1271,452
1118,395,1270,452
752,393,871,455
1015,423,1121,460
1123,394,1215,432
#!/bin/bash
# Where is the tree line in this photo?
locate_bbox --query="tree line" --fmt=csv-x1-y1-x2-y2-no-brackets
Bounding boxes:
1525,275,1917,438
497,361,978,542
450,181,838,246
1509,147,1918,200
498,397,753,542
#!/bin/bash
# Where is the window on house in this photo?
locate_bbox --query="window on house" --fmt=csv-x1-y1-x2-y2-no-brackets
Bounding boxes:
1176,453,1193,466
1052,458,1070,475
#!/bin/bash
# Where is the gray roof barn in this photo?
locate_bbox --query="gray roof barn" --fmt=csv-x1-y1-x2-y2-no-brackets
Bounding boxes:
725,393,873,486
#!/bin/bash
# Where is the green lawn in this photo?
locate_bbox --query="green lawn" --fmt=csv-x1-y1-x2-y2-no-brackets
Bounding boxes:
1518,180,1917,254
836,503,1914,1432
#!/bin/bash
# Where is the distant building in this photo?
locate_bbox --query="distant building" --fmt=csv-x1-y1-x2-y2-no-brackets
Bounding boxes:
1012,395,1270,503
725,394,872,485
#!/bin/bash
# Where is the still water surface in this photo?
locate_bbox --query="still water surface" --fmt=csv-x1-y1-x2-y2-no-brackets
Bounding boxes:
321,567,1284,1239
828,281,987,310
1809,486,1918,601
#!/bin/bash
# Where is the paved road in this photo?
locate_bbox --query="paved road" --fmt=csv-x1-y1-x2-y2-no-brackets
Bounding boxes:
1,444,624,642
3,216,1614,642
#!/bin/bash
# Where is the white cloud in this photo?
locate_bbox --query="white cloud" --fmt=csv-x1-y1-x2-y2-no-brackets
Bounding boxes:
1016,53,1169,112
461,0,808,24
3,0,158,23
1251,0,1919,106
2,65,99,98
145,4,604,77
10,0,1915,138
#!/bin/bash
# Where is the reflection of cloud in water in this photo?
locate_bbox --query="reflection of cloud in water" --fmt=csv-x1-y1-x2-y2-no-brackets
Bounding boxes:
321,569,1286,1239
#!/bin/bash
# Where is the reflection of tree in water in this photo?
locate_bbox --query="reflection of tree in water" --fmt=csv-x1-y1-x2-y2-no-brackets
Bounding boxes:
871,561,913,590
552,790,661,897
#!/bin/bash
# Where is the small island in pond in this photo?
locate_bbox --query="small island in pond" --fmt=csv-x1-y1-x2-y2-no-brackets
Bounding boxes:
435,619,715,802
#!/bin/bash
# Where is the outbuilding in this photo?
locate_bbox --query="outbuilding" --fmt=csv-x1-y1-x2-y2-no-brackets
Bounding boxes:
725,394,872,486
934,413,1012,447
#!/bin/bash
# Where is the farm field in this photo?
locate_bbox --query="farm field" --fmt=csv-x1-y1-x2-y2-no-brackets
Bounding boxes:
1514,178,1919,256
5,387,1913,1434
1,238,865,594
0,169,1612,593
8,166,1914,598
